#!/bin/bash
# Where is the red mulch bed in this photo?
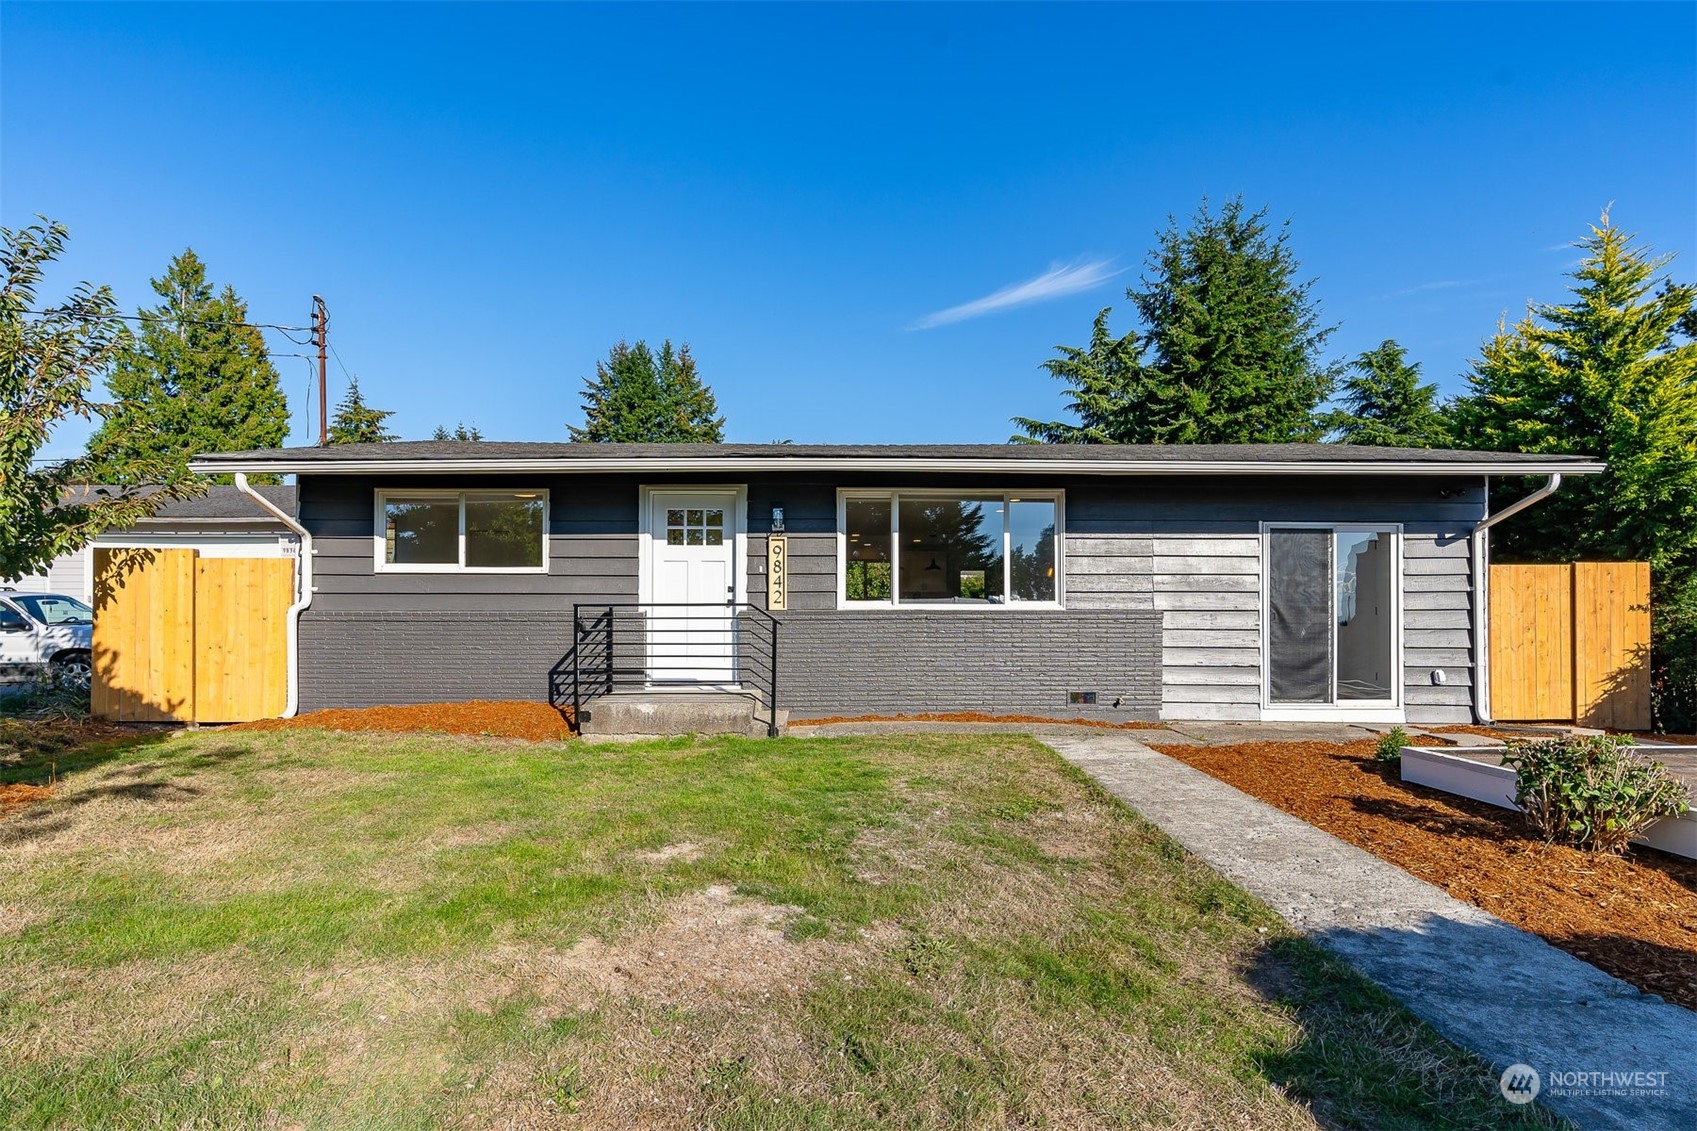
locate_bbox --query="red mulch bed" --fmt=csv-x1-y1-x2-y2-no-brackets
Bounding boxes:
790,712,1164,730
0,783,54,817
232,701,576,742
1151,739,1697,1011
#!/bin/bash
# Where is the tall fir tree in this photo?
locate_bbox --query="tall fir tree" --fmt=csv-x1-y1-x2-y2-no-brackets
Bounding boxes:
84,249,290,483
1451,214,1697,728
569,340,724,442
1322,340,1449,447
326,378,398,444
1016,197,1336,444
1011,309,1162,443
1,220,199,581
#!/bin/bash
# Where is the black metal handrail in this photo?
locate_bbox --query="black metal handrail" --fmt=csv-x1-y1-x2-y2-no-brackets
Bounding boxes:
564,602,781,737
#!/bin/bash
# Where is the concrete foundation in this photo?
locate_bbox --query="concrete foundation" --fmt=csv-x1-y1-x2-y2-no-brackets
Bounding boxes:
576,691,781,739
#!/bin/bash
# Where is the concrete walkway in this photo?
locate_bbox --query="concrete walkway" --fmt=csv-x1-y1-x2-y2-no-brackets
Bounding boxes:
1039,732,1697,1131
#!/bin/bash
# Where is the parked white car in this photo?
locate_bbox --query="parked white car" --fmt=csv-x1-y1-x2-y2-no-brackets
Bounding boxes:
0,590,94,691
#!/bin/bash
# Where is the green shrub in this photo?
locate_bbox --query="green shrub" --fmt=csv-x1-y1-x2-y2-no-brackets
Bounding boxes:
1651,578,1697,733
1500,735,1690,854
1375,726,1410,763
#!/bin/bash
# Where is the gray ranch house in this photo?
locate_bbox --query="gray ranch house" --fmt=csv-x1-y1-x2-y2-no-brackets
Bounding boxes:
188,442,1602,727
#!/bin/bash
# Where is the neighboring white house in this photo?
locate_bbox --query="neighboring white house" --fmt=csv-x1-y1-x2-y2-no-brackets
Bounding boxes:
11,486,299,601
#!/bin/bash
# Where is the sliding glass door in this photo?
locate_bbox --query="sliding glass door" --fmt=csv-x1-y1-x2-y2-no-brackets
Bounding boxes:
1265,526,1398,708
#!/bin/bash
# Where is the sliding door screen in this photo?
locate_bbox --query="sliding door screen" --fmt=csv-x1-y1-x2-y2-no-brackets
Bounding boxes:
1267,527,1397,706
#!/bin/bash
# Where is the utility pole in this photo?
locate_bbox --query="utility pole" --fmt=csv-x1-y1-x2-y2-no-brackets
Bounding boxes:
312,295,329,445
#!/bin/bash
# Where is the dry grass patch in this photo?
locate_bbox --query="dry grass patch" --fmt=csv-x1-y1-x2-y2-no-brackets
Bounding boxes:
0,727,1562,1130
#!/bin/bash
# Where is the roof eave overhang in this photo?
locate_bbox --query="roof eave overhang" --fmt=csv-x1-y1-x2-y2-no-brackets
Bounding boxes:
187,456,1608,477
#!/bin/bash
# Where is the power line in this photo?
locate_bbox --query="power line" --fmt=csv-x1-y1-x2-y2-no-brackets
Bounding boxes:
329,341,355,384
17,307,314,333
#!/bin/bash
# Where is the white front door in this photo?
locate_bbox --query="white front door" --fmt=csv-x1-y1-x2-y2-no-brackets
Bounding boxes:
648,491,738,683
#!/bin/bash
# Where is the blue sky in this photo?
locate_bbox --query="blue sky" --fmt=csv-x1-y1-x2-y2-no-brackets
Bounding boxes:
4,2,1694,454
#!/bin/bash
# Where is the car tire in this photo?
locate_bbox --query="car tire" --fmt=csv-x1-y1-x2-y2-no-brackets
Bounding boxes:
51,651,93,693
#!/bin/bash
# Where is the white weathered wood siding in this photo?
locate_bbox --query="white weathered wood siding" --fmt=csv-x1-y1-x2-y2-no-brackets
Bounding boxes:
1400,530,1474,723
1155,535,1263,721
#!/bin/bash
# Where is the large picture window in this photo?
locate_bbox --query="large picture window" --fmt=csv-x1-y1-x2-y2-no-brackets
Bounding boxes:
1264,525,1398,707
840,491,1061,607
377,491,547,572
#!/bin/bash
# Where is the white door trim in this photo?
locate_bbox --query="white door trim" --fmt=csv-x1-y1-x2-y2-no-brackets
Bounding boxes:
637,484,748,608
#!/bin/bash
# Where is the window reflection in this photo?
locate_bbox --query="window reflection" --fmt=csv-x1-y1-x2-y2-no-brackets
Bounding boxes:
898,497,1003,603
845,498,891,601
385,498,459,565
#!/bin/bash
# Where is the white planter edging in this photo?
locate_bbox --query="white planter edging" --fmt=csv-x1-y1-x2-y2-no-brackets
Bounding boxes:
1400,746,1696,861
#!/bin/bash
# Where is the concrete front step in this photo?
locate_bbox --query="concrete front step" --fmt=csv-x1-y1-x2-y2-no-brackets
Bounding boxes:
577,692,785,740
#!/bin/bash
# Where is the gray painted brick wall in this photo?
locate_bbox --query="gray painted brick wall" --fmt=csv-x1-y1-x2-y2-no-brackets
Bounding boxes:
773,609,1161,717
299,609,574,710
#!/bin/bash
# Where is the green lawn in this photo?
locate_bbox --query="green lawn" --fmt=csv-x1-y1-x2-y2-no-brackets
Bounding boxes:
0,726,1560,1129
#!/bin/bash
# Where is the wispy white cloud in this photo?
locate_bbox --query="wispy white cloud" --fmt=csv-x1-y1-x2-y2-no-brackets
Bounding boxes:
913,258,1121,329
1371,277,1491,301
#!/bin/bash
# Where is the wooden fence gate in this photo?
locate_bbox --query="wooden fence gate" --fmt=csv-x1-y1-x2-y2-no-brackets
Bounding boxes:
1489,561,1650,729
92,548,293,723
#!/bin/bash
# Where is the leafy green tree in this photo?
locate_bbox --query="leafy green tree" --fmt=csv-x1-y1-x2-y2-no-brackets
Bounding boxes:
1016,197,1336,444
1322,340,1450,447
1451,215,1697,729
570,340,724,442
83,249,290,484
326,378,398,444
432,422,484,441
1,220,198,581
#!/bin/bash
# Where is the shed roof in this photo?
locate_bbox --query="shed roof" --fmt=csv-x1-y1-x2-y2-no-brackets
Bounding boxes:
62,484,295,523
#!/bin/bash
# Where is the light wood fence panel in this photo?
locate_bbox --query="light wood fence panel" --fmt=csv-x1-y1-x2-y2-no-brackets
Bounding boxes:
93,549,291,723
1489,561,1650,728
92,548,197,722
1489,565,1572,722
193,557,292,723
1573,561,1651,730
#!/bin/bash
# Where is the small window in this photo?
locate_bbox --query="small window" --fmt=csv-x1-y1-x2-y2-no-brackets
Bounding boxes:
841,491,1061,607
378,491,547,571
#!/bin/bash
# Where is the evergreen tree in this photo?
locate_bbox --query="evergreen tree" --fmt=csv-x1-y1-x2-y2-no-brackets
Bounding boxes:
1016,197,1336,444
1011,309,1161,443
1451,214,1697,728
432,422,484,441
326,378,398,444
1322,340,1449,447
84,249,290,484
1,220,198,581
569,340,724,442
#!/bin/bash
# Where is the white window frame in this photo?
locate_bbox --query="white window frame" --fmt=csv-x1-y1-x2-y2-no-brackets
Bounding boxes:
373,489,550,574
1259,521,1403,722
835,489,1065,610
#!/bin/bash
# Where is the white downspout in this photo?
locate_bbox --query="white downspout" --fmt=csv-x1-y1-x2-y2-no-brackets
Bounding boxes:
1470,473,1562,724
234,473,312,717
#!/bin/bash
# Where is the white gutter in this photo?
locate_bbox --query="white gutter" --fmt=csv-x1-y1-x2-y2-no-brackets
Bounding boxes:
1470,474,1563,724
191,456,1609,477
233,473,312,718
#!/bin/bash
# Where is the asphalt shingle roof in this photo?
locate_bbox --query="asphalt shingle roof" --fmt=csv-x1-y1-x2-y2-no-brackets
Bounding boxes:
187,441,1604,476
